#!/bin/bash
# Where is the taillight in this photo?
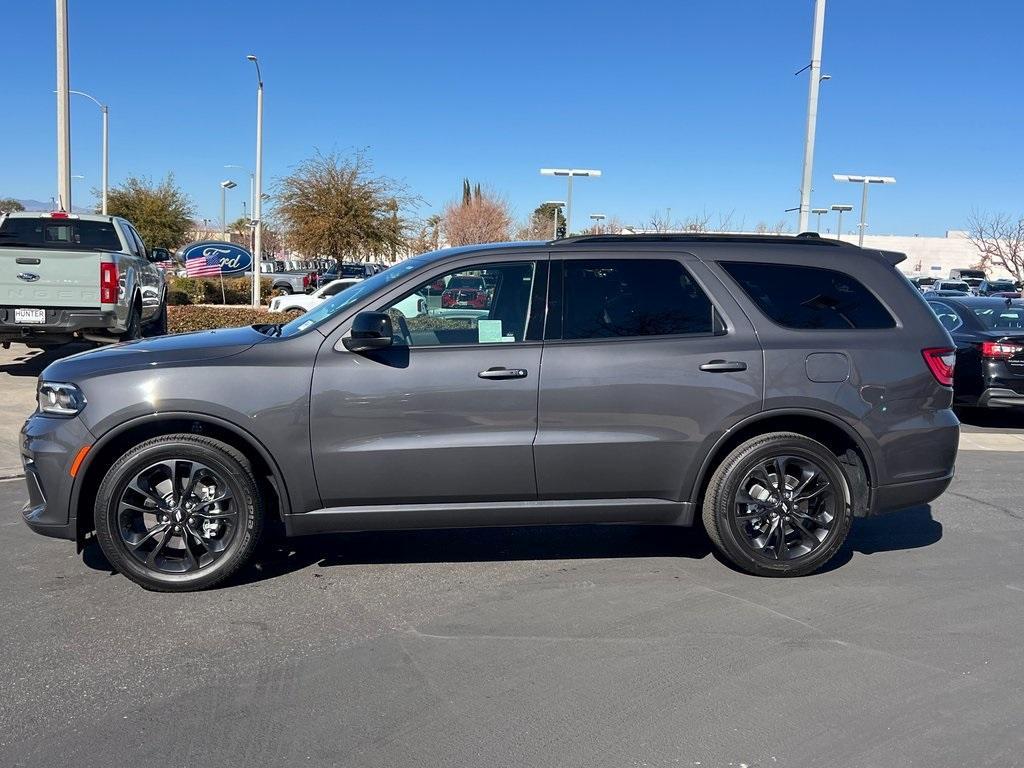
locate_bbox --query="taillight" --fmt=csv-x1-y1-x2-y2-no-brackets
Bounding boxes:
922,347,956,387
980,341,1024,359
99,262,118,303
49,211,70,219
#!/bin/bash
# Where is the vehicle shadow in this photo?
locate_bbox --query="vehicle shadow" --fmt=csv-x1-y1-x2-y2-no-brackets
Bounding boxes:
955,406,1024,430
79,506,941,587
0,343,93,377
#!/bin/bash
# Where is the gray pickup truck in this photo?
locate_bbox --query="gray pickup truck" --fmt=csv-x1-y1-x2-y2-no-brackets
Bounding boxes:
0,212,167,348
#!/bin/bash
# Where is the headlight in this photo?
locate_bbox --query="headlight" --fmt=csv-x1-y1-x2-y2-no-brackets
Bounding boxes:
37,382,87,417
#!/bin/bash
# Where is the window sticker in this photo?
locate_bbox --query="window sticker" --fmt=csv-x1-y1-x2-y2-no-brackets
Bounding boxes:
478,319,504,343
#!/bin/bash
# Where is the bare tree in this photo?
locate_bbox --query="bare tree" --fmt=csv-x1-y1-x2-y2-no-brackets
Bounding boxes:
966,210,1024,281
440,186,513,246
273,149,419,261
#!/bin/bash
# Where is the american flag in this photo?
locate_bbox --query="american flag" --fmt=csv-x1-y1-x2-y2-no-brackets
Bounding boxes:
185,255,222,277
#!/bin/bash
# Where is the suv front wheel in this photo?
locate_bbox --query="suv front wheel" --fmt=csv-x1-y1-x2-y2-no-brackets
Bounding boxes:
702,432,853,577
94,434,263,591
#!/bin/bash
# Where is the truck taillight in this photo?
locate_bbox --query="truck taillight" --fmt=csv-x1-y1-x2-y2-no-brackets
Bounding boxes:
99,262,118,303
922,347,956,387
980,341,1024,359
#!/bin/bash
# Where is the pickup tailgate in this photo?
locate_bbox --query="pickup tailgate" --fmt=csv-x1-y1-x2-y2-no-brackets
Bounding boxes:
0,248,100,308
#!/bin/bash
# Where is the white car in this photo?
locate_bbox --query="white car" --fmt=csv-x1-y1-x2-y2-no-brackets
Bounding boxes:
269,277,428,318
269,278,362,314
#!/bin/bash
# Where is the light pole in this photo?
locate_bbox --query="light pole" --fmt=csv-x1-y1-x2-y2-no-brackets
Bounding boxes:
67,90,109,214
589,213,606,233
811,207,828,232
220,180,237,237
544,200,565,239
832,175,895,246
540,168,601,235
55,0,71,211
225,164,254,217
247,54,264,308
830,204,852,240
796,0,828,233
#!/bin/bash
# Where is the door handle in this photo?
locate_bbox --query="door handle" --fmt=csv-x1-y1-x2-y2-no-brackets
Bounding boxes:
699,360,747,373
478,367,529,380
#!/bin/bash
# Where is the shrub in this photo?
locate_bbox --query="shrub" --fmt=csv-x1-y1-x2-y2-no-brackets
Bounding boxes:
165,274,274,305
168,305,292,334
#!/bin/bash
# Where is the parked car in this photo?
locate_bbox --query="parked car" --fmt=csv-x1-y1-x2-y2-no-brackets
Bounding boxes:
907,275,937,292
949,268,986,291
927,280,973,295
976,279,1021,298
316,261,375,287
440,274,491,309
21,233,959,591
925,295,1024,408
0,211,167,348
270,278,363,314
269,270,317,296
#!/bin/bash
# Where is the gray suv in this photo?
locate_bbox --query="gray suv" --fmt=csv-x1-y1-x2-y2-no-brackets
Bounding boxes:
21,234,960,591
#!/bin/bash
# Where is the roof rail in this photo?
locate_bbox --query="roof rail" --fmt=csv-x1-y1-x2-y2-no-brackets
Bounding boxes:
551,233,857,247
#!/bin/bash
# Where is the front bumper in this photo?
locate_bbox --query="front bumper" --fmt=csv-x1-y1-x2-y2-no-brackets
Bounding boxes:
20,412,95,542
0,306,117,344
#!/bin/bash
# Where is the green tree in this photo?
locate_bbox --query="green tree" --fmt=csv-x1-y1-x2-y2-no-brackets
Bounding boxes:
0,198,25,213
462,178,472,207
102,174,196,250
273,149,419,260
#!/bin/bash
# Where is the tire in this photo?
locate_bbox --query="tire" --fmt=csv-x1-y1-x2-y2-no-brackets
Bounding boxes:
122,299,142,341
702,432,853,577
273,285,292,297
94,434,263,592
145,292,168,337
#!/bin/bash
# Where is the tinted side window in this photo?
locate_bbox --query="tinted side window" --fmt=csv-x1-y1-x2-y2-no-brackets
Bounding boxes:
721,262,895,330
560,258,714,340
927,301,963,332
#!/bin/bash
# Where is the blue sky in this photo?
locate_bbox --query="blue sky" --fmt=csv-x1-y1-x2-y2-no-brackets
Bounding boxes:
1,1,1021,236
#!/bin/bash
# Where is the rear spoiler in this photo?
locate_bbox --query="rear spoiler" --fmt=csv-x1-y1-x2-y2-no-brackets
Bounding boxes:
877,249,907,266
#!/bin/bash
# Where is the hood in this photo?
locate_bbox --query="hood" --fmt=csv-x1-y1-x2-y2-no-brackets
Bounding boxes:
42,325,268,381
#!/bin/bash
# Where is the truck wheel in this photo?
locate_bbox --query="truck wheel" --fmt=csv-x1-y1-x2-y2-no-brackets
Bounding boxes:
146,294,168,337
93,434,263,592
273,285,292,297
702,432,853,577
123,300,142,341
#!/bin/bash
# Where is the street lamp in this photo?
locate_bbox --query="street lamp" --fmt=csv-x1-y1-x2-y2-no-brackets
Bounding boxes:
832,174,895,246
544,200,565,239
830,203,853,240
224,164,254,217
795,0,828,233
540,168,601,235
68,90,108,214
811,207,828,232
220,180,237,237
589,213,606,233
247,54,264,307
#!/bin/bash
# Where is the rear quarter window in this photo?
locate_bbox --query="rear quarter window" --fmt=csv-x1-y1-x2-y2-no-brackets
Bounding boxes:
721,262,896,330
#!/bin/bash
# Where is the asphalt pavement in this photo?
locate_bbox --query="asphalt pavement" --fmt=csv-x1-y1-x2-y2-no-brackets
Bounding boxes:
2,344,1024,767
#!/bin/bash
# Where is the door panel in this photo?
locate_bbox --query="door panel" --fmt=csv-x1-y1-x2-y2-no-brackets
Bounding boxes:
311,344,541,507
534,255,764,501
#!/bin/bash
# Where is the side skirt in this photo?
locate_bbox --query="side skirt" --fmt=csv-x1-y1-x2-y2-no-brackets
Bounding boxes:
285,498,695,536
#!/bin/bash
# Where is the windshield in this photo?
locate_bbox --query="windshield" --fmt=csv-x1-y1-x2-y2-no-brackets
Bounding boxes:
973,304,1024,331
0,217,122,251
941,282,970,292
276,259,423,337
988,281,1016,291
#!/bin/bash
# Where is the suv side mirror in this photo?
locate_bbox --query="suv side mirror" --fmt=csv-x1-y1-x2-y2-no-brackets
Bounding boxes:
343,311,394,353
149,247,170,262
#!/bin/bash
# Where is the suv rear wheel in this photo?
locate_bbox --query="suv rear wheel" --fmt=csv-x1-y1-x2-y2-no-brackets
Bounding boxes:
702,432,853,577
94,434,263,591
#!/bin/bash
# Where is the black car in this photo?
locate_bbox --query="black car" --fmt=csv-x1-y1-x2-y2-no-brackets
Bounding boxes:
317,261,373,287
977,279,1021,298
926,296,1024,408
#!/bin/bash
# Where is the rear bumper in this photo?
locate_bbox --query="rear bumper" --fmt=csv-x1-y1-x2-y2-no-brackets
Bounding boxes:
0,306,117,343
869,470,954,516
978,387,1024,408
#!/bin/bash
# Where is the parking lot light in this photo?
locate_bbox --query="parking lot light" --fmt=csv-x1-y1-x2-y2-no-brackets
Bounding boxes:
220,180,237,237
248,54,264,307
830,203,853,239
540,169,602,235
811,207,828,232
833,175,896,246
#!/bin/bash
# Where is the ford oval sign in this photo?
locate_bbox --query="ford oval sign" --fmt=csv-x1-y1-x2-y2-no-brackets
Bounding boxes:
179,241,253,276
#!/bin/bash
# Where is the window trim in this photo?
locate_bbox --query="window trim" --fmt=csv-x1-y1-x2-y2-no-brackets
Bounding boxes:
543,255,725,343
718,260,898,332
